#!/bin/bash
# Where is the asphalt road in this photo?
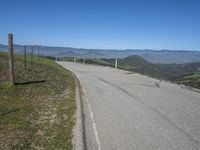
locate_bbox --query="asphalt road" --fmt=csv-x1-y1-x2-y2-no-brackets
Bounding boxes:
57,61,200,150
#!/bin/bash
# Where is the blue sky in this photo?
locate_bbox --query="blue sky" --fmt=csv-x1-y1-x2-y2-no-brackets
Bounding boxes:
0,0,200,50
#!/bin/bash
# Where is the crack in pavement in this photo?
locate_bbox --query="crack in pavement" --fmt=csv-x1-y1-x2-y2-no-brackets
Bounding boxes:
97,77,200,148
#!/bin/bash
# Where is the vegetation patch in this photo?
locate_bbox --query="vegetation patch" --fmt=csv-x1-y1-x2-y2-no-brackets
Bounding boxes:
0,52,76,149
177,71,200,89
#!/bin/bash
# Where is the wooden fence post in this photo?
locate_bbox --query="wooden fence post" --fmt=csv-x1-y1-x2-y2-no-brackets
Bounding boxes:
24,45,27,69
8,33,15,85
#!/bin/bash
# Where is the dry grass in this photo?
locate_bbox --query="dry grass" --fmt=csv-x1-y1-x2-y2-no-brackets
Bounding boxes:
0,52,76,150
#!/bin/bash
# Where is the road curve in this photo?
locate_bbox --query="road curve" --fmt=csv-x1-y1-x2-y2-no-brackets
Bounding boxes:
57,61,200,150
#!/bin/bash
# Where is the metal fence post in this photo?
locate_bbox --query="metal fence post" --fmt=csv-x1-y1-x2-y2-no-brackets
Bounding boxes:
31,45,33,65
37,46,40,61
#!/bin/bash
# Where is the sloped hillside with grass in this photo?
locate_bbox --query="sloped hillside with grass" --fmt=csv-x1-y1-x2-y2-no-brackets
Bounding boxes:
176,70,200,89
0,52,76,149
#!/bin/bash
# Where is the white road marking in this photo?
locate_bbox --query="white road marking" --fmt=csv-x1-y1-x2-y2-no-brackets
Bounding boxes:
60,62,102,150
83,88,102,150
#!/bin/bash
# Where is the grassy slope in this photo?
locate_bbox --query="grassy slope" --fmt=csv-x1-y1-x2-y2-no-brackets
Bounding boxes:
177,71,200,88
0,52,76,149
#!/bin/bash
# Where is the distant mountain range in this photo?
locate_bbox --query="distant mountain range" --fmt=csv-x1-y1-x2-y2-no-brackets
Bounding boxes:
1,44,200,64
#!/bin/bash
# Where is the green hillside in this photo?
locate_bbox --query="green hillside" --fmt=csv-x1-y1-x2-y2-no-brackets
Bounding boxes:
118,56,200,88
0,52,76,149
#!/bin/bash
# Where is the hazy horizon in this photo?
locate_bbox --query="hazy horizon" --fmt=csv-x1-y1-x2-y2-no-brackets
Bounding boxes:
0,42,200,52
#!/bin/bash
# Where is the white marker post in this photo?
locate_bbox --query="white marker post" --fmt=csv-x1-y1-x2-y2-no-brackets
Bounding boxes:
74,57,76,63
115,59,118,69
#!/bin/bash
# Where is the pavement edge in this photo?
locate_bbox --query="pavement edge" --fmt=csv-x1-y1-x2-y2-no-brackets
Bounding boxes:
73,73,87,150
55,61,86,150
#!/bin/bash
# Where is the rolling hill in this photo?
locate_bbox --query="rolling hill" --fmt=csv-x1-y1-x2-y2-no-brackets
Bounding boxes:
1,44,200,64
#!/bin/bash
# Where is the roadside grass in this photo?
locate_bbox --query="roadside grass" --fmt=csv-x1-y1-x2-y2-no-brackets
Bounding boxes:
177,71,200,89
0,51,76,149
